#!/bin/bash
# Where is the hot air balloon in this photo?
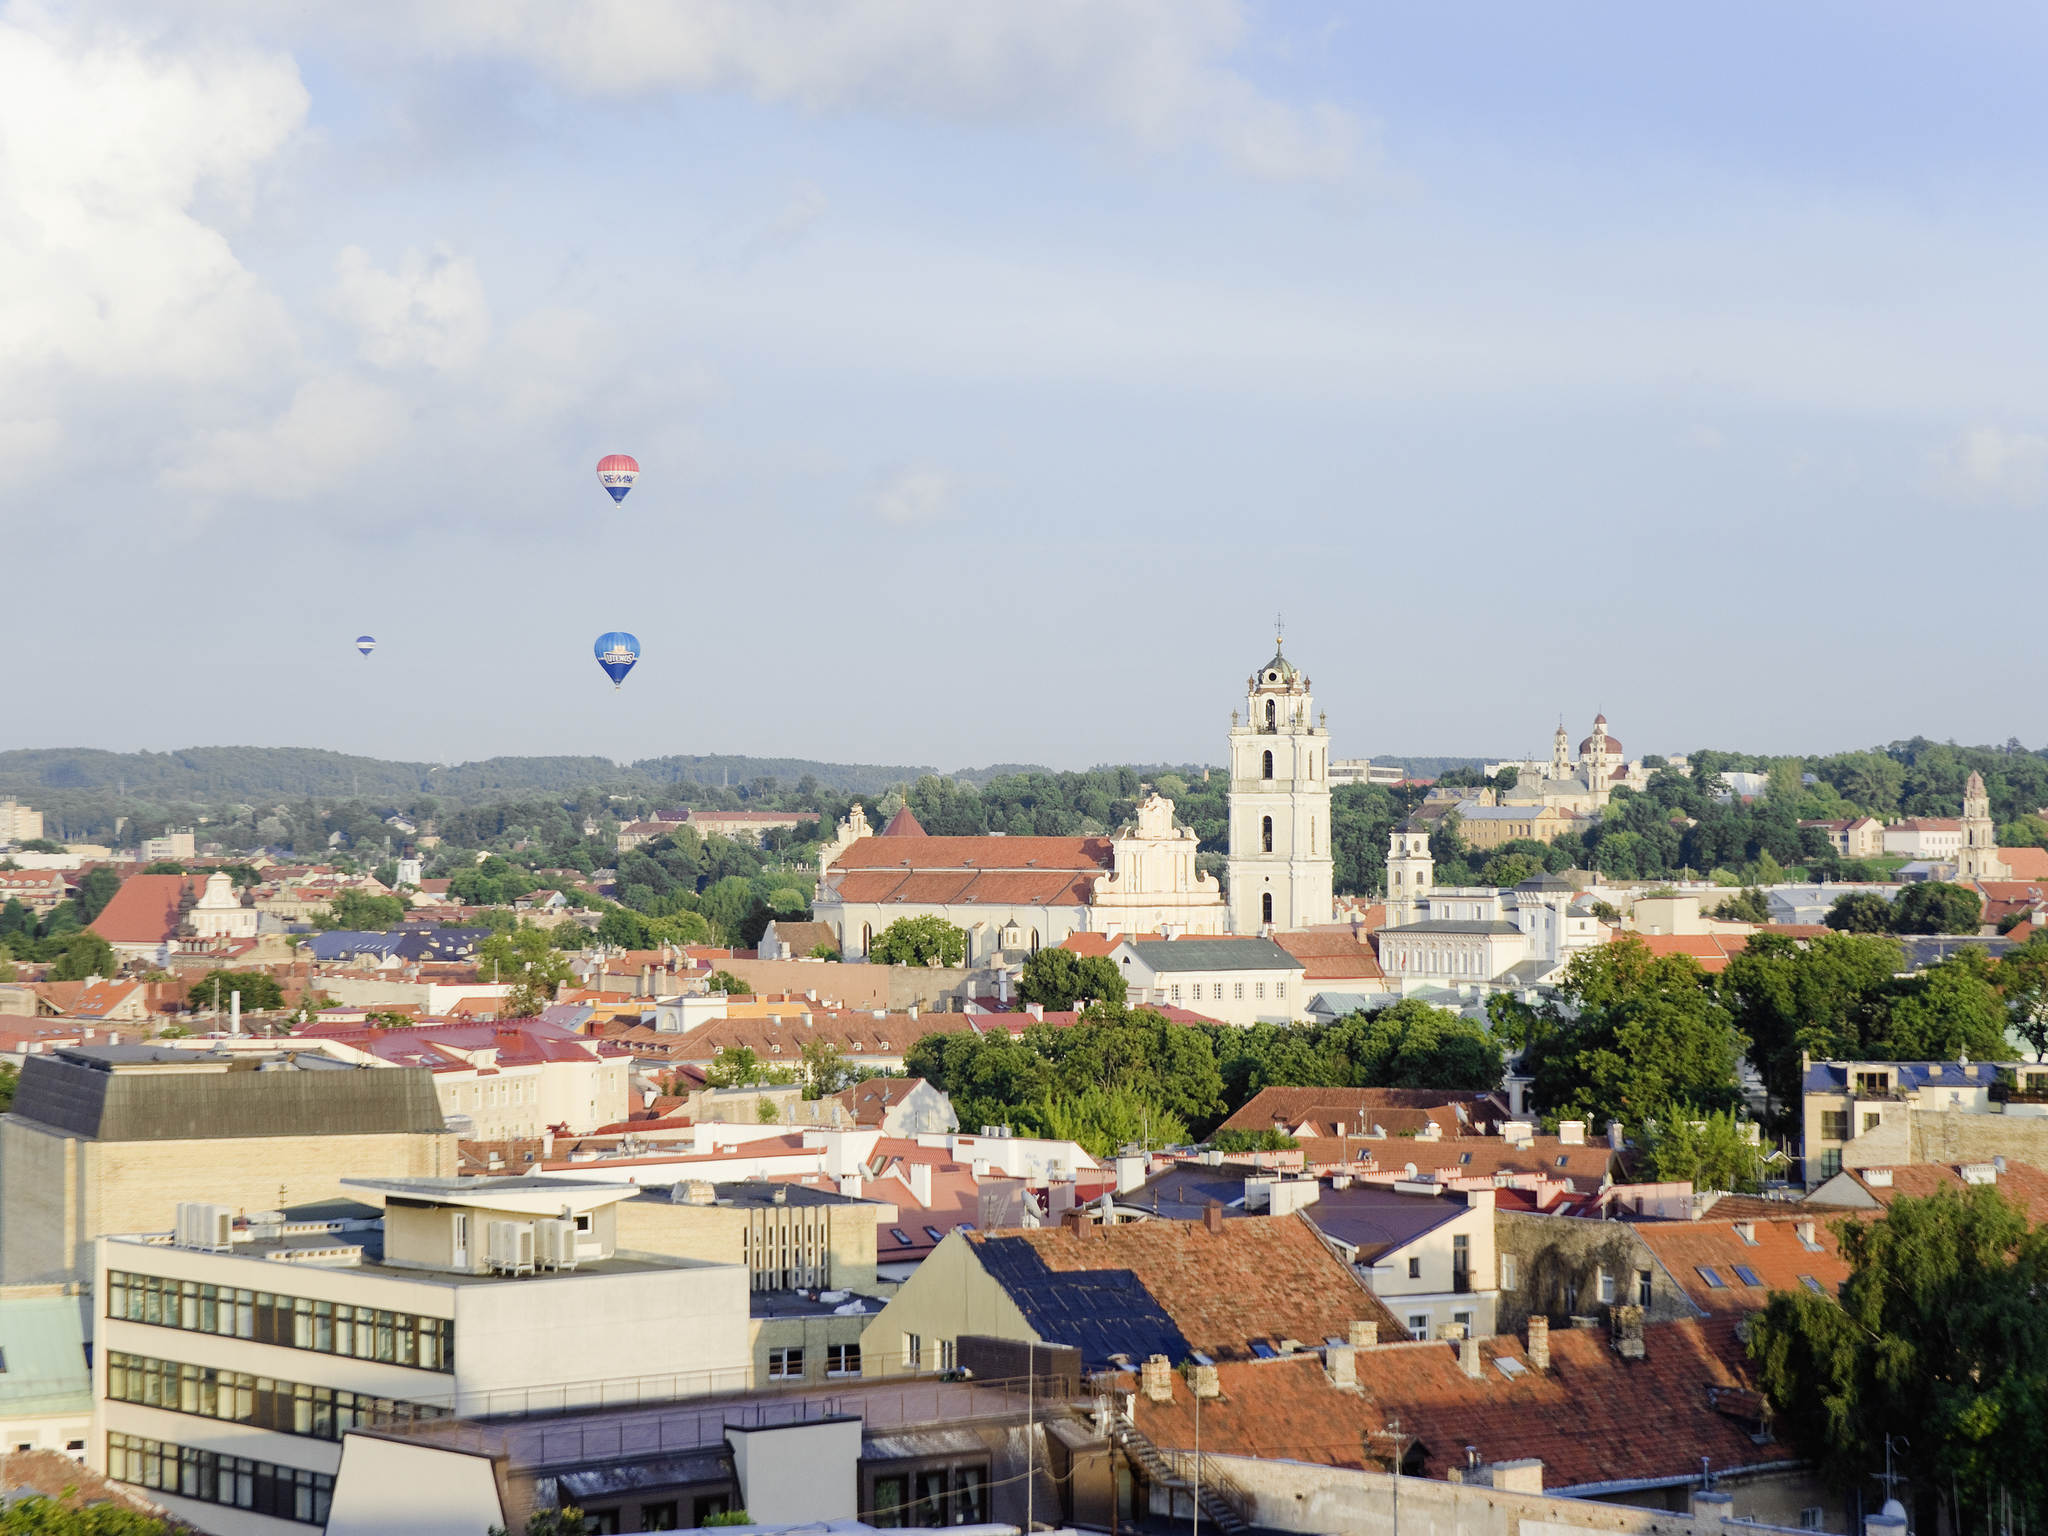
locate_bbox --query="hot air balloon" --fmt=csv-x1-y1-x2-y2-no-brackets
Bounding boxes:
354,635,377,658
596,454,640,504
594,631,641,689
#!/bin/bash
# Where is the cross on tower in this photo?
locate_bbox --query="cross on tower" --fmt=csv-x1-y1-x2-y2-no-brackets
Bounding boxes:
1274,612,1285,648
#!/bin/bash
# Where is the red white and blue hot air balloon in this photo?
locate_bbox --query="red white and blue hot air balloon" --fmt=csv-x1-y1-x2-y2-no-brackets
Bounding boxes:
354,635,376,658
596,454,640,504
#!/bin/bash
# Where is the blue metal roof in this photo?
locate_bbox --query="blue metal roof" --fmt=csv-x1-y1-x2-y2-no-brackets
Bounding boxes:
973,1239,1190,1370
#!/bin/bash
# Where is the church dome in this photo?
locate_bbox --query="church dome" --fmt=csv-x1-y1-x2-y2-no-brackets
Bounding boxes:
1256,637,1300,686
1578,727,1622,758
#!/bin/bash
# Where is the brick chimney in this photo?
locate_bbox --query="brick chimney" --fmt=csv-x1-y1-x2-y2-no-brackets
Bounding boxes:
1191,1363,1221,1399
1324,1343,1356,1388
1350,1319,1379,1349
1204,1199,1225,1234
1611,1303,1645,1360
1526,1314,1550,1371
1141,1355,1174,1402
1061,1208,1089,1233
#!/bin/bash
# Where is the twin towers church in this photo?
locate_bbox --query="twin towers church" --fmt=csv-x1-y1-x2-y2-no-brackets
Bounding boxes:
813,636,1336,959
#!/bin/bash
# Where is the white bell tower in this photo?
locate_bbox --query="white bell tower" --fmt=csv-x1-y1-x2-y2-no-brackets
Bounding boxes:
1226,633,1334,933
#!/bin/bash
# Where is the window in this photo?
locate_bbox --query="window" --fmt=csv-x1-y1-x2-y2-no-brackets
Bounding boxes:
1233,983,1244,1000
105,1352,447,1442
903,1333,922,1370
1800,1275,1825,1294
1733,1266,1763,1287
826,1343,861,1377
1407,1256,1422,1279
1637,1269,1654,1306
923,1226,944,1243
1255,980,1267,999
1170,985,1182,1002
1264,701,1276,730
640,1502,680,1531
767,1347,804,1381
1596,1269,1614,1304
1818,1149,1842,1178
1855,1072,1889,1095
1452,1311,1472,1330
1406,1314,1430,1342
104,1273,452,1373
940,1339,956,1371
1799,1509,1825,1531
1695,1266,1727,1288
1262,749,1274,779
1260,894,1272,926
1262,816,1273,853
1862,1111,1882,1133
1499,1254,1518,1289
1820,1110,1849,1141
891,1228,913,1247
106,1432,333,1527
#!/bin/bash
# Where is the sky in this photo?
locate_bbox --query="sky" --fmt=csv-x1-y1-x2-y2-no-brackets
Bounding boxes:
5,1,2047,772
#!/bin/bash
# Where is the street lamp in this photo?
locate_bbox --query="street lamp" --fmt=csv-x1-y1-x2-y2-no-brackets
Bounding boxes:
1370,1418,1414,1536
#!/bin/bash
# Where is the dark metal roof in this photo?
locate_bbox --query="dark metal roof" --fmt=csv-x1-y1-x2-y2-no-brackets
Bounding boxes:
1300,1186,1462,1263
1124,937,1300,973
973,1238,1190,1370
12,1049,447,1141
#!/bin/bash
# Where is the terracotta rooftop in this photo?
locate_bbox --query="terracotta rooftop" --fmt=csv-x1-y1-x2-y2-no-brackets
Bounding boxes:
1635,1212,1850,1313
1222,1087,1507,1140
88,873,199,944
1271,929,1386,980
1126,1318,1792,1490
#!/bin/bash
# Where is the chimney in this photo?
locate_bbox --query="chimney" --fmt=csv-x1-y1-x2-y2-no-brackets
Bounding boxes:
1558,1119,1586,1146
1191,1363,1221,1399
1691,1489,1734,1522
1611,1303,1645,1360
1061,1208,1089,1233
1204,1199,1225,1234
838,1172,864,1200
1324,1343,1356,1388
906,1162,933,1206
1526,1315,1550,1371
1795,1219,1817,1248
1349,1320,1379,1350
1141,1355,1174,1403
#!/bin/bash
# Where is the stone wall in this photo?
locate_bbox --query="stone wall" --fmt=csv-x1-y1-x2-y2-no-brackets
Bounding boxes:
1493,1210,1697,1334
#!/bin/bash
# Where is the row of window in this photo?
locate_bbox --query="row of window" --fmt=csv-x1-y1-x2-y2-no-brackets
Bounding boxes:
870,1465,989,1528
898,1335,956,1372
107,1270,454,1373
1403,1309,1474,1341
107,1432,332,1528
766,1344,861,1380
1497,1256,1655,1308
1167,980,1286,1003
106,1351,447,1442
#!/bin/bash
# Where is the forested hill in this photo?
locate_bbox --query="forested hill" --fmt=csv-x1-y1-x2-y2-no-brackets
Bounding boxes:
0,747,949,803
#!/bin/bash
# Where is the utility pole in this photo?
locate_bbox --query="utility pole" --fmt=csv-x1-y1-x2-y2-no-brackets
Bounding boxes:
1372,1419,1412,1536
1192,1383,1201,1536
1025,1339,1033,1535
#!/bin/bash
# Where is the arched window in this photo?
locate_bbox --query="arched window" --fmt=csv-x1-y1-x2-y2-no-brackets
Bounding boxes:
1310,816,1317,853
1265,699,1276,729
1030,931,1040,953
1262,816,1273,853
1261,891,1273,926
861,922,872,954
1262,750,1273,780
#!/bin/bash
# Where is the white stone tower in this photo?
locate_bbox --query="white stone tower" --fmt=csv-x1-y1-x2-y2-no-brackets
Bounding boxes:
1956,770,2008,879
1386,819,1434,926
1549,721,1572,781
1226,635,1334,933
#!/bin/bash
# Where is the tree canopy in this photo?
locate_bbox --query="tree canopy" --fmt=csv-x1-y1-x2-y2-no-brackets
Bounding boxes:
1889,880,1982,935
869,915,967,968
476,927,575,1016
1015,947,1128,1010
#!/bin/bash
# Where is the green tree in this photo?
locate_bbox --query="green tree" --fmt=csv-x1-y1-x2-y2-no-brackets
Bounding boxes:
1889,880,1982,935
0,897,34,948
704,970,748,994
1210,1127,1298,1153
477,926,575,1016
1321,998,1504,1090
902,1029,1054,1133
1635,1106,1765,1191
48,929,116,981
800,1039,862,1097
140,860,185,874
1015,948,1128,1010
1719,931,1903,1123
1035,1005,1227,1131
1030,1085,1189,1158
0,1495,176,1533
187,970,287,1012
74,867,122,923
326,889,408,930
1479,851,1540,888
1710,887,1770,923
1823,891,1894,933
1995,933,2048,1057
488,1509,588,1536
0,1060,16,1111
1999,812,2048,850
869,915,967,967
707,1045,798,1088
1871,947,2010,1061
1491,938,1744,1132
1747,1187,2048,1531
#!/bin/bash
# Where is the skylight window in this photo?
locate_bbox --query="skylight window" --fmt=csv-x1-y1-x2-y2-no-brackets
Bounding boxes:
923,1226,944,1243
891,1228,913,1247
1800,1275,1824,1294
1695,1266,1727,1288
1494,1357,1527,1380
1732,1265,1763,1286
1250,1341,1279,1359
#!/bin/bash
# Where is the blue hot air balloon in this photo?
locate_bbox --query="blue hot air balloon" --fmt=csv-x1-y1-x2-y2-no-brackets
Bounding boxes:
354,635,376,658
594,631,641,689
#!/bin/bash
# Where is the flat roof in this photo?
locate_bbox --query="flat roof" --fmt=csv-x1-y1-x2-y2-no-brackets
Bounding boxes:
345,1176,633,1217
108,1231,726,1287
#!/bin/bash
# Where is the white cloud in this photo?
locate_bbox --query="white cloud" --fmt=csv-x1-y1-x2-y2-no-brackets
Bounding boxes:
864,465,955,526
0,12,306,387
0,416,60,487
162,373,405,500
330,245,491,370
346,0,1360,182
1948,425,2048,503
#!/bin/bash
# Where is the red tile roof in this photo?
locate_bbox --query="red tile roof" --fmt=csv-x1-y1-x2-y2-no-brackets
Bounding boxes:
831,834,1111,873
881,805,927,837
1824,1161,2048,1225
1222,1087,1507,1139
1126,1319,1791,1488
89,873,199,943
1997,848,2048,880
968,1212,1403,1356
1635,1213,1850,1313
1272,929,1385,980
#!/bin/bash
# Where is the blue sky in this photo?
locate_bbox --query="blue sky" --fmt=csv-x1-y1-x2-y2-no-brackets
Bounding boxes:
3,2,2044,770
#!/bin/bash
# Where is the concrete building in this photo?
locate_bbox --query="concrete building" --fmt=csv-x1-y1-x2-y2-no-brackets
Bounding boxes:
1224,636,1334,933
0,1045,456,1290
1307,1182,1502,1341
1800,816,1885,859
0,797,44,844
1109,934,1308,1024
1883,817,1962,859
94,1176,751,1536
1800,1055,2039,1184
1378,872,1605,993
0,1290,92,1460
141,829,197,863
